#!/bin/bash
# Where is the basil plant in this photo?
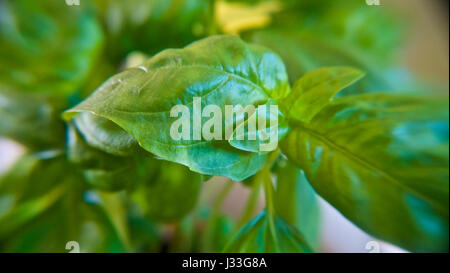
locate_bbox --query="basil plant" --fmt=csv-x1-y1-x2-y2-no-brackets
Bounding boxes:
0,0,448,253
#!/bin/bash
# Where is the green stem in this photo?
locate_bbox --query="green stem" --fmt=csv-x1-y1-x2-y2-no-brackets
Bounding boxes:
237,178,261,228
203,179,235,251
237,149,281,229
98,192,132,251
263,170,276,217
263,169,280,252
212,179,235,211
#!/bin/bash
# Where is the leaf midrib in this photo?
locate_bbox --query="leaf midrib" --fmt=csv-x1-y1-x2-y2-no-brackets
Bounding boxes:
294,123,446,211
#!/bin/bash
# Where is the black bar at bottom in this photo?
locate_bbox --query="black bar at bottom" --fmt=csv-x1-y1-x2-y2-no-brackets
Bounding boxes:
0,253,447,272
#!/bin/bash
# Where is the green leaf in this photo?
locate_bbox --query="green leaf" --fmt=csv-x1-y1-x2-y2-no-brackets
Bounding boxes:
67,123,138,192
0,90,66,149
97,192,132,250
132,160,202,223
200,209,235,252
281,67,364,123
0,151,66,203
0,0,103,96
82,167,137,193
224,210,312,253
0,189,128,252
0,185,66,239
229,99,290,153
281,93,449,252
273,160,321,250
0,152,72,239
73,112,139,156
64,35,290,180
127,212,161,253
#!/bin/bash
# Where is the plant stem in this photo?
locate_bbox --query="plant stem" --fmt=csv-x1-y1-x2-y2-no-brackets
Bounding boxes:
202,178,234,251
237,149,281,229
263,149,282,252
98,191,132,251
212,178,235,211
262,169,280,252
237,178,261,228
262,170,276,217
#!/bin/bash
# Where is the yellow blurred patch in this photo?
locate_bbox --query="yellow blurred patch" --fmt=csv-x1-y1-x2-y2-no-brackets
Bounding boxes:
215,0,283,36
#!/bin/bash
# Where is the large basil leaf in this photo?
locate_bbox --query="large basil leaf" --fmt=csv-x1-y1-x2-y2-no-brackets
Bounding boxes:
281,93,449,252
132,160,202,223
64,35,290,180
273,160,321,250
0,0,103,96
224,210,312,253
0,90,66,149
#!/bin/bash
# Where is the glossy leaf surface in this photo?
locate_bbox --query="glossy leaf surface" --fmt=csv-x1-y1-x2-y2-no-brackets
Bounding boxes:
281,93,449,252
281,67,364,123
65,35,290,180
